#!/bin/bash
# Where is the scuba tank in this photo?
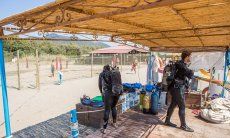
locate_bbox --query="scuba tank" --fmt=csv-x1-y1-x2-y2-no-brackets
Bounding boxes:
143,92,151,114
151,91,159,115
139,89,146,110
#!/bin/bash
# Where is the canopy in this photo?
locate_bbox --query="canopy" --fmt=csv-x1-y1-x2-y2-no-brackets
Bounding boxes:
92,45,148,54
0,0,229,52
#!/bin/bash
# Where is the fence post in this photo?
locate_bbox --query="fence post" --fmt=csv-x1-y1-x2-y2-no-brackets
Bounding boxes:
120,53,123,72
35,49,40,90
66,59,68,69
0,39,12,138
26,55,29,68
17,50,21,90
91,53,94,77
102,54,104,65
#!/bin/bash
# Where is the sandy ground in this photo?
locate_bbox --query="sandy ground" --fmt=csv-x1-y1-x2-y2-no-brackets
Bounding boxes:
0,62,147,137
148,108,230,138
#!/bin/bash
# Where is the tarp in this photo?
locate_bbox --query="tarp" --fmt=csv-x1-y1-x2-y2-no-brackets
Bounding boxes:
201,98,230,124
189,52,225,71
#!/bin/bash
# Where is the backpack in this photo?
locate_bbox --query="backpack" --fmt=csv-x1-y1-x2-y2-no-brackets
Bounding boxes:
162,61,176,90
111,69,123,96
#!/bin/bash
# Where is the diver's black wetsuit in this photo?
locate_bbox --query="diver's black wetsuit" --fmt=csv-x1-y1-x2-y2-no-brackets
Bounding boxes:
166,60,194,126
99,67,121,129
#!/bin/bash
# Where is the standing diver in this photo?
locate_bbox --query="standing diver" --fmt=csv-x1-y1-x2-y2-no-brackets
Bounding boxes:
98,65,122,134
165,51,194,132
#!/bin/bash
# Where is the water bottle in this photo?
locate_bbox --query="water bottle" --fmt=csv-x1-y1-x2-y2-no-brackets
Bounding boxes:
70,109,79,138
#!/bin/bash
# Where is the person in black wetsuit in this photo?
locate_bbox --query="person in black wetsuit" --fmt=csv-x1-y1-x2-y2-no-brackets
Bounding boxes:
98,65,121,134
165,51,194,132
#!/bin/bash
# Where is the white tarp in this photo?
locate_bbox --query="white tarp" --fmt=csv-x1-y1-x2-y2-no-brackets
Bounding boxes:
190,52,224,71
201,98,230,124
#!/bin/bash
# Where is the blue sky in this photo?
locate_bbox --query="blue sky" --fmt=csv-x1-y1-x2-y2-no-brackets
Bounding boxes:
0,0,54,20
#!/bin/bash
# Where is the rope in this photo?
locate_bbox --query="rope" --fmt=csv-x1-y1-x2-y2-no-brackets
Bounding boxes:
77,109,104,114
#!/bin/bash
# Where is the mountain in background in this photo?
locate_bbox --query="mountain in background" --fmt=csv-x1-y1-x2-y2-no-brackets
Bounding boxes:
45,33,110,48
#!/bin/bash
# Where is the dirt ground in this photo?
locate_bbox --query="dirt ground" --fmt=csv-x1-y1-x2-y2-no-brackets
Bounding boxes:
0,61,147,137
148,108,230,138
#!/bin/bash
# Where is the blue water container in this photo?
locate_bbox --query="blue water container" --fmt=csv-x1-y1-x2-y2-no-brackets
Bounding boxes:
151,91,159,115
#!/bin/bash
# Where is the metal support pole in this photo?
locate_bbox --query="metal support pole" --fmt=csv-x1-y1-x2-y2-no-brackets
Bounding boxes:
35,49,40,89
222,49,229,97
0,39,12,137
91,53,94,77
17,50,21,90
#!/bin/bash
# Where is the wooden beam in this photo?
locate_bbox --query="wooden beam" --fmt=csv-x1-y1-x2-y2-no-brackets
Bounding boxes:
171,7,205,46
114,25,230,36
4,24,230,38
7,0,196,36
2,33,230,42
0,0,83,26
150,46,228,52
66,6,161,46
73,4,127,9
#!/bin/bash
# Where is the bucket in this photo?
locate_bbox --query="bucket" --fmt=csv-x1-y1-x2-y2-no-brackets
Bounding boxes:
159,91,167,108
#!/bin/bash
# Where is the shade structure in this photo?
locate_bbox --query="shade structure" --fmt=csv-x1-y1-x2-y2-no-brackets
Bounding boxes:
0,0,229,52
92,45,148,54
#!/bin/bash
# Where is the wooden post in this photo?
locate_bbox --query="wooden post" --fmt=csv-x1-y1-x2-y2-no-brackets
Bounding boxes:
91,53,94,77
102,54,104,65
17,50,21,90
124,54,126,65
120,53,123,72
66,58,68,69
26,55,29,68
35,49,40,90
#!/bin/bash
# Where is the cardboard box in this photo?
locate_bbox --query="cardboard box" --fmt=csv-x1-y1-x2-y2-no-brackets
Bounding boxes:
185,92,201,109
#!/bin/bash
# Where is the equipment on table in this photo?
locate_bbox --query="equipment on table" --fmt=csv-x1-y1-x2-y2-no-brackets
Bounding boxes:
139,89,146,110
133,83,142,89
81,95,104,108
143,92,151,113
92,96,103,102
81,95,91,106
151,91,159,115
90,101,104,108
145,84,155,92
123,83,135,92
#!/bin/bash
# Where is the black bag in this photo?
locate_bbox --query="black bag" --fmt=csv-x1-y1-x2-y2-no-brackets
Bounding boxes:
111,69,123,96
112,84,123,96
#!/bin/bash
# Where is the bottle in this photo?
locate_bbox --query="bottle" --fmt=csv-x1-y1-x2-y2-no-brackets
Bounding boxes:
139,88,146,110
70,109,79,138
143,92,151,114
151,91,159,115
